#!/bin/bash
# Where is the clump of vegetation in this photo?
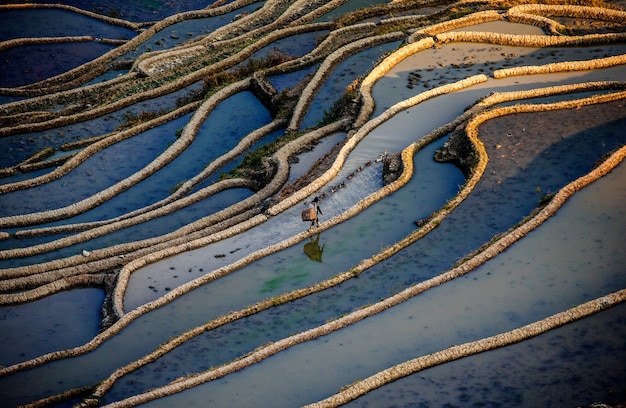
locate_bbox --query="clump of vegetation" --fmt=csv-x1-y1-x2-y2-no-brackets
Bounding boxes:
107,8,119,18
203,49,294,90
237,48,295,77
221,131,300,183
220,76,362,184
538,191,555,206
446,6,475,19
319,78,361,126
117,109,168,130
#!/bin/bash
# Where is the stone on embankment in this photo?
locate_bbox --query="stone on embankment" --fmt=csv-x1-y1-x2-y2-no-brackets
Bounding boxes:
250,73,279,116
433,127,478,177
382,152,403,185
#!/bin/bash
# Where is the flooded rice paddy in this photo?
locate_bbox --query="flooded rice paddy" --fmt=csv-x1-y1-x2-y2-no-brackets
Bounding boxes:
0,1,625,407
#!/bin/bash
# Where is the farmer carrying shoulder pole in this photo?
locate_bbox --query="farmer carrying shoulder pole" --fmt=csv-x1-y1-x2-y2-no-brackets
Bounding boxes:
301,197,322,230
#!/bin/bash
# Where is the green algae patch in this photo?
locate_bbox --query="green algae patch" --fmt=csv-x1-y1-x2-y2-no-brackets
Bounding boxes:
261,272,310,294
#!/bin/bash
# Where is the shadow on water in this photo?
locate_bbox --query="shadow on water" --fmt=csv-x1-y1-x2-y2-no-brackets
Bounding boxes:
6,101,622,406
1,1,227,26
368,104,626,286
0,7,135,88
0,9,136,42
0,41,117,88
346,167,626,408
353,304,626,407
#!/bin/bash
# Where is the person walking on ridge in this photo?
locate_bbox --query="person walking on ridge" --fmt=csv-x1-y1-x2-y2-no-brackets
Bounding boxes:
302,197,323,230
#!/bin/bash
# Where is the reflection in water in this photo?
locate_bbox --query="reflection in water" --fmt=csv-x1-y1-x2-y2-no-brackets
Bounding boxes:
304,233,325,263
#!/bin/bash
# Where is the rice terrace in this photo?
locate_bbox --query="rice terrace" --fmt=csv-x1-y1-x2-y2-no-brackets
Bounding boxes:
0,0,625,406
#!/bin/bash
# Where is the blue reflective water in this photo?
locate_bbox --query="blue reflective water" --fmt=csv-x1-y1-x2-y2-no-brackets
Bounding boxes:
0,288,104,366
1,8,625,408
0,82,203,170
105,98,626,407
0,41,117,88
0,91,271,268
114,3,261,61
0,8,136,41
300,41,401,130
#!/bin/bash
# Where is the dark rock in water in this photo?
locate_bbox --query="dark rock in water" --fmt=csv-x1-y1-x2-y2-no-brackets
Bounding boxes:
382,152,403,185
434,126,478,178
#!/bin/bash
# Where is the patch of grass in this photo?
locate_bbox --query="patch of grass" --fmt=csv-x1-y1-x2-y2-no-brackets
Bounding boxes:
106,7,120,18
539,192,555,206
220,129,303,181
171,180,186,194
238,48,295,77
261,272,309,293
319,78,361,126
116,109,168,130
446,6,474,20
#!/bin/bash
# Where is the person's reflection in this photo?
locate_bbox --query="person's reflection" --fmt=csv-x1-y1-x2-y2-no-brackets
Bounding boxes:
303,233,325,262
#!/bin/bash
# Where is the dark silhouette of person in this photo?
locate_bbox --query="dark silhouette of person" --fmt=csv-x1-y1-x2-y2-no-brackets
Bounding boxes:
308,197,322,230
304,233,325,262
